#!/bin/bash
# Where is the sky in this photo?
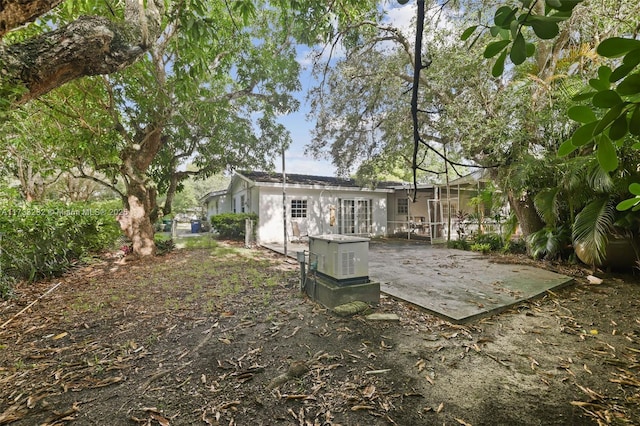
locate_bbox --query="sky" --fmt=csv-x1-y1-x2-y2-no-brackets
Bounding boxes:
273,2,416,177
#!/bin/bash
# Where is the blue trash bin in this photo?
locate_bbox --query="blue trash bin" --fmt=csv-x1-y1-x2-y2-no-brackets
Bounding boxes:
190,220,201,233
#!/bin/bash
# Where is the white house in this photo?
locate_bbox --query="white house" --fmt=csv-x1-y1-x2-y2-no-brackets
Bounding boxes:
201,170,502,244
201,171,398,244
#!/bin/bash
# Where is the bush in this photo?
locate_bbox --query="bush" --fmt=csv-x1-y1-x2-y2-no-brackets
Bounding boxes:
473,233,503,252
470,243,491,254
210,213,257,240
0,200,122,281
502,239,527,254
154,232,175,255
447,239,471,251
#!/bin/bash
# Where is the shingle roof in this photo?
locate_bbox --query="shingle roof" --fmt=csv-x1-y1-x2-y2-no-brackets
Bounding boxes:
238,170,402,189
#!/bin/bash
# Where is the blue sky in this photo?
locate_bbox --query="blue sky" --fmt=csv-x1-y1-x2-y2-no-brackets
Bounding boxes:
273,2,415,177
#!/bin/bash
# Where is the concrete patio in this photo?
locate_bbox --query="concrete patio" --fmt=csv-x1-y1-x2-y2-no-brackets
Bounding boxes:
262,238,574,323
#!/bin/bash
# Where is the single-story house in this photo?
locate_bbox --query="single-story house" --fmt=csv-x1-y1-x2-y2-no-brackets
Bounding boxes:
200,170,502,245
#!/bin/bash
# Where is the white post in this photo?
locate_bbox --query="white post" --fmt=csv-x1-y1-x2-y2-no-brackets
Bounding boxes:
282,148,287,257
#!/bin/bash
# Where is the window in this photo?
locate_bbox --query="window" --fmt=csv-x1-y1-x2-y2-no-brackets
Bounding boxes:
232,197,236,213
398,198,408,214
291,199,307,218
240,195,245,213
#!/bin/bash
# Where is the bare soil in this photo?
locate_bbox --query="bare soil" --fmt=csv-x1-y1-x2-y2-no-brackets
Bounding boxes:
1,241,639,426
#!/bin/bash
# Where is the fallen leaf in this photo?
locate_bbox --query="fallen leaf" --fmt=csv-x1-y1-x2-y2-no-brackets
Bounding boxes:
362,385,376,399
52,332,68,340
456,418,472,426
436,402,444,413
150,412,170,426
351,405,374,411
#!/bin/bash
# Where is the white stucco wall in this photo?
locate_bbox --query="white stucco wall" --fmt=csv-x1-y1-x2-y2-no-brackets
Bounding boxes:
255,185,389,244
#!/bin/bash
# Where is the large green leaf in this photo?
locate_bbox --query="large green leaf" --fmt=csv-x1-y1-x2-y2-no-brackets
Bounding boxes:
494,6,517,28
572,121,598,146
588,78,609,92
510,33,527,65
492,49,508,77
484,40,511,58
630,183,640,195
596,135,618,172
530,18,559,40
611,49,640,81
558,139,578,157
592,90,622,107
461,25,478,41
597,37,640,58
616,197,640,211
608,114,628,140
567,105,596,123
617,74,640,96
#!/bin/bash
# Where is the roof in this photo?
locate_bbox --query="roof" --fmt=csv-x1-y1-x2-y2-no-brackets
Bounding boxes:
237,171,402,190
199,188,228,203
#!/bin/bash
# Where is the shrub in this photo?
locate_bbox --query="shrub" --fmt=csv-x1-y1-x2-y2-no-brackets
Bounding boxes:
447,239,470,251
154,232,176,255
473,233,503,252
210,213,258,240
470,243,491,254
502,239,527,255
0,200,122,281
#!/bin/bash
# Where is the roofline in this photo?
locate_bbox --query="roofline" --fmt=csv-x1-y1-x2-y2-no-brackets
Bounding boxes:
199,189,228,203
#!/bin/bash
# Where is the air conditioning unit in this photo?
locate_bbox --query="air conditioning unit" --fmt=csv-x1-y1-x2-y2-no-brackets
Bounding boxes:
309,235,369,285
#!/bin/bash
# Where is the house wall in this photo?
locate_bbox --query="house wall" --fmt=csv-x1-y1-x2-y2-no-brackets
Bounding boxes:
254,185,389,244
204,193,231,220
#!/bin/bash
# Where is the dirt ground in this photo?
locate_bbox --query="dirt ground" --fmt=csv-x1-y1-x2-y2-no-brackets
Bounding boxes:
1,241,639,426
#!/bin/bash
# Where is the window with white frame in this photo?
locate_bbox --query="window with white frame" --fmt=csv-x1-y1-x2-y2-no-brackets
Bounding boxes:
291,199,307,218
240,195,246,213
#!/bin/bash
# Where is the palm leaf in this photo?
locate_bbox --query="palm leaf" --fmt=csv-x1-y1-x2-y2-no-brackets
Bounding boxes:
534,188,560,226
572,197,616,266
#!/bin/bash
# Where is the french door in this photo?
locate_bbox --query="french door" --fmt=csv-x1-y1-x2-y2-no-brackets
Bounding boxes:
338,199,371,235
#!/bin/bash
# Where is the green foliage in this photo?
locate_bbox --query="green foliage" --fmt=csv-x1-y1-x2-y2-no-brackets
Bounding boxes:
466,2,639,205
465,0,583,77
154,237,175,256
0,200,122,280
473,233,503,252
572,197,616,266
447,239,471,251
502,238,527,255
210,213,258,240
527,225,571,260
0,275,15,300
470,243,491,254
617,183,640,212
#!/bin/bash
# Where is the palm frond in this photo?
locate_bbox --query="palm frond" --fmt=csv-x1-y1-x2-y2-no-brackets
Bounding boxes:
586,162,614,194
534,188,560,226
572,197,616,266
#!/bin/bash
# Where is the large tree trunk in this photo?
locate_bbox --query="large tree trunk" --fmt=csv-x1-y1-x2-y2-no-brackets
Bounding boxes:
507,190,544,239
118,189,157,258
0,0,163,106
116,124,165,257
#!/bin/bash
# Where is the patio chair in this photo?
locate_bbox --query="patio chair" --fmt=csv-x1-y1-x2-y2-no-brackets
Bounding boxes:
291,221,308,243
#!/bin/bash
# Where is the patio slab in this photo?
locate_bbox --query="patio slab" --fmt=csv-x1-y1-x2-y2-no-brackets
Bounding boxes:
368,240,574,323
262,239,574,323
